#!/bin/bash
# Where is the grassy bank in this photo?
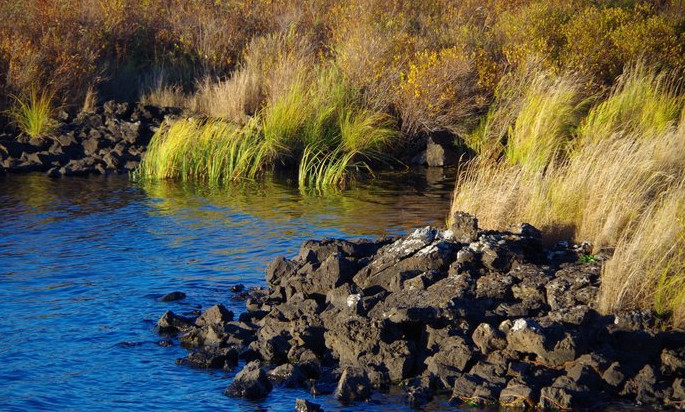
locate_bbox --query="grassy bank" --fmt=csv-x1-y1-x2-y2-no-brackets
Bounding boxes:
1,1,684,322
450,63,685,326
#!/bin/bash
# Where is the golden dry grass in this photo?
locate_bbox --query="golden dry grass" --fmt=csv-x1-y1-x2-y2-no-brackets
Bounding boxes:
450,66,685,325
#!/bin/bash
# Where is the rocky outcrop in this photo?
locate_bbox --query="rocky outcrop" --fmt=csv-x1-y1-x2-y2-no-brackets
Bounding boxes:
0,101,180,177
224,360,273,399
156,215,685,409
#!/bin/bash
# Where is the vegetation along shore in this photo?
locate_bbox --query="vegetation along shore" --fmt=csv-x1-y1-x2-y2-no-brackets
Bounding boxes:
1,0,684,409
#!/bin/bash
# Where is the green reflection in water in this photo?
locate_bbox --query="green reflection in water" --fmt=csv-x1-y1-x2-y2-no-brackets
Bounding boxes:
137,168,455,236
0,168,455,237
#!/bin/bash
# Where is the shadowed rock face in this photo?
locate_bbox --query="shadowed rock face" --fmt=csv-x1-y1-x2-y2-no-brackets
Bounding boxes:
0,101,181,177
157,219,685,410
224,360,272,399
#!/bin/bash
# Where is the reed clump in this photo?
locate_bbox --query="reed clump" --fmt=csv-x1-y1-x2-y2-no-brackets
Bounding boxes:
137,65,395,188
8,87,57,138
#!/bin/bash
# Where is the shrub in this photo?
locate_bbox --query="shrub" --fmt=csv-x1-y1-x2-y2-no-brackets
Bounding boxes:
330,2,415,112
561,6,633,84
562,3,685,85
495,1,576,71
396,46,484,137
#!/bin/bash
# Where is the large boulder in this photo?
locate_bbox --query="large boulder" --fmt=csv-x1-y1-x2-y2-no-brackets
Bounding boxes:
224,361,273,399
335,366,372,402
156,310,195,334
195,304,234,328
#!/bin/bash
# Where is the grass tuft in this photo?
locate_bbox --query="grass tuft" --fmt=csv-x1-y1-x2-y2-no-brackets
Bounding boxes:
578,61,683,145
600,182,685,325
137,63,396,189
505,71,587,172
8,88,57,138
135,117,265,184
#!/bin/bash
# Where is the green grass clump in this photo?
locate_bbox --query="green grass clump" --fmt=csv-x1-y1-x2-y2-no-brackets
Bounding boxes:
578,62,683,144
138,64,396,188
8,88,57,138
464,66,587,171
136,117,264,184
505,70,586,172
298,109,396,190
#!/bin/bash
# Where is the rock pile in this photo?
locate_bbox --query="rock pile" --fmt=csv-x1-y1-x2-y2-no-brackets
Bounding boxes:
0,101,179,177
157,214,685,410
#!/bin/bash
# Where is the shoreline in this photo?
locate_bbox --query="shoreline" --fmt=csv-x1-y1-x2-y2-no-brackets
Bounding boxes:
0,101,179,178
156,215,685,410
0,101,460,180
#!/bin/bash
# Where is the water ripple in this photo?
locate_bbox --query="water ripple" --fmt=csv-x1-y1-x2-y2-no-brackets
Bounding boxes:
0,171,458,411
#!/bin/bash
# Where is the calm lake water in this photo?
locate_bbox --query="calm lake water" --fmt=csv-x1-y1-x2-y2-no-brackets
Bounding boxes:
0,169,470,412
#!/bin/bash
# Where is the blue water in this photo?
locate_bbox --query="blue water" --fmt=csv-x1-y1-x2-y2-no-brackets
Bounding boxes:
0,171,462,411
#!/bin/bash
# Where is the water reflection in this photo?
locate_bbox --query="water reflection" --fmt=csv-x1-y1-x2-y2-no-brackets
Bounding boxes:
138,167,455,236
0,174,139,223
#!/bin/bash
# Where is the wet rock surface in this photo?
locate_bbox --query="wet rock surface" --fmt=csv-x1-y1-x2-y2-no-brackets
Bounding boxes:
0,101,180,177
156,216,685,410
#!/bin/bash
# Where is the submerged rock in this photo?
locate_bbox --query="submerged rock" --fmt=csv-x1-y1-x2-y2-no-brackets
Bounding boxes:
159,291,186,302
176,346,239,370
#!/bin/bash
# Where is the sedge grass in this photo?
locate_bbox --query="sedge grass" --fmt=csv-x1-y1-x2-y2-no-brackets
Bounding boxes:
578,61,683,145
299,145,356,189
136,117,265,183
599,181,685,325
8,88,57,138
504,71,587,172
138,63,398,189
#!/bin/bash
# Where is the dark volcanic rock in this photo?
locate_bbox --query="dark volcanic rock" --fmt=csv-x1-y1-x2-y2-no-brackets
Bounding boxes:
405,376,435,408
176,346,239,370
424,335,476,388
225,361,272,399
295,399,323,412
157,310,194,334
1,100,175,177
153,223,685,411
449,211,479,243
267,363,306,388
500,379,538,409
425,135,458,167
159,291,186,302
195,304,234,328
335,366,372,402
